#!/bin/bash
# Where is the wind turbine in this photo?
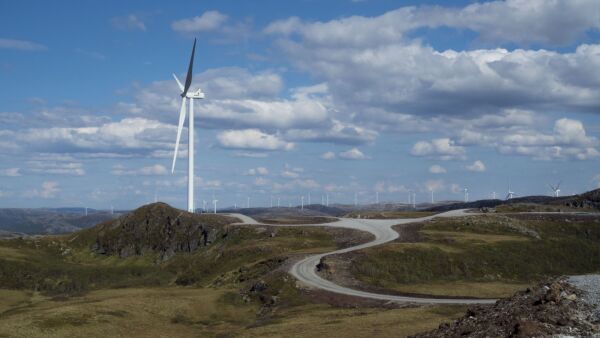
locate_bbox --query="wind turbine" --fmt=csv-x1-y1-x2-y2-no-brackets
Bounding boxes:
202,200,207,213
549,182,561,197
212,198,218,214
430,189,434,204
464,188,469,203
277,197,280,208
247,196,250,208
412,191,416,209
376,191,379,204
171,38,205,213
308,192,311,205
506,186,516,200
326,193,329,207
301,196,304,210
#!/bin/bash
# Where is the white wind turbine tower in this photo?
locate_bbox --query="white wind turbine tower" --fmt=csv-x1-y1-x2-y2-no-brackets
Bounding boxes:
464,188,469,203
212,196,218,214
430,189,434,204
171,38,205,213
549,182,561,197
326,193,329,207
246,196,250,208
412,191,416,209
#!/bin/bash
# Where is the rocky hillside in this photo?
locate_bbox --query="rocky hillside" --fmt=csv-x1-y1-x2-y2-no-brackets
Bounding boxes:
410,277,599,337
75,203,240,260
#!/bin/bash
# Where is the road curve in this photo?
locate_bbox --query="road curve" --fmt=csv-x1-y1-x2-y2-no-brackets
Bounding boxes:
228,210,496,304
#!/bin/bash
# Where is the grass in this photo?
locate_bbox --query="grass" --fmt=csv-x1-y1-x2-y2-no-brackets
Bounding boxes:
348,214,600,298
0,216,471,337
0,287,467,338
0,287,258,337
344,211,437,219
240,303,467,338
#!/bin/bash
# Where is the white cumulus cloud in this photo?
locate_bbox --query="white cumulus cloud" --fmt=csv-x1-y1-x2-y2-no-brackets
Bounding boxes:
217,129,294,151
465,160,486,172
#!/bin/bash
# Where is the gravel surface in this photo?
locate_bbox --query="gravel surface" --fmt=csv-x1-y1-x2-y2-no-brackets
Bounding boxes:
569,274,600,321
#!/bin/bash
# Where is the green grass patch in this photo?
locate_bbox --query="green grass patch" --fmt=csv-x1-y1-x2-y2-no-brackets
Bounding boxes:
349,214,600,298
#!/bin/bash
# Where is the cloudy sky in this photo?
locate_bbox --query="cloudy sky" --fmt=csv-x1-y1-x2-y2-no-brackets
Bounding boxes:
1,0,600,209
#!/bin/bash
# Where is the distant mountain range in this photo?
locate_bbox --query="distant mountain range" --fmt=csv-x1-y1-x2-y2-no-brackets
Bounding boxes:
426,188,600,212
0,208,122,234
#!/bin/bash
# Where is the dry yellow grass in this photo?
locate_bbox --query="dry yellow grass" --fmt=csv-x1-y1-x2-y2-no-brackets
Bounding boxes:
422,230,530,244
380,281,527,299
240,303,467,338
0,287,257,338
0,287,468,338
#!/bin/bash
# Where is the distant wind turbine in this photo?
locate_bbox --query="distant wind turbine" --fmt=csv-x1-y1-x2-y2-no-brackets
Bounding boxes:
170,38,204,212
549,182,561,197
301,196,304,210
212,198,218,214
464,188,469,203
506,186,516,200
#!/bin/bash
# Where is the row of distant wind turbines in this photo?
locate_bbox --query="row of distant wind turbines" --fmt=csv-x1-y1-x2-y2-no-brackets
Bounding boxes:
164,180,561,214
167,39,565,214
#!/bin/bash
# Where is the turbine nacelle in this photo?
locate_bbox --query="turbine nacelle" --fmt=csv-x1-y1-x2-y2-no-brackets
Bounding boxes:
186,89,205,99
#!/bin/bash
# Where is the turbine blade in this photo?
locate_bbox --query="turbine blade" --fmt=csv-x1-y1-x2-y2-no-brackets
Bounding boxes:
182,38,196,97
171,97,187,173
172,73,184,92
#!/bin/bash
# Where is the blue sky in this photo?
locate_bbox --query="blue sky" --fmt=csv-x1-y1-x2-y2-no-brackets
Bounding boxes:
1,0,600,209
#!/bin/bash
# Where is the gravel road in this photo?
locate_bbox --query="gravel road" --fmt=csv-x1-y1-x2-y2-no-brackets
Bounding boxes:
569,274,600,321
228,209,496,304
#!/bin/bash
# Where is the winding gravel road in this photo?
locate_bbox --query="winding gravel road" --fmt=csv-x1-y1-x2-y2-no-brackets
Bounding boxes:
229,210,496,304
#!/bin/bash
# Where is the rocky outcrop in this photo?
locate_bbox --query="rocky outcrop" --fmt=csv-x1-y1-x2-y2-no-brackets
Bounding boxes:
410,277,599,338
89,203,239,260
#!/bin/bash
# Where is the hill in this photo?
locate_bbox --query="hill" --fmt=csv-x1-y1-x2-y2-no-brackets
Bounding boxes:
75,202,239,260
426,188,600,212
